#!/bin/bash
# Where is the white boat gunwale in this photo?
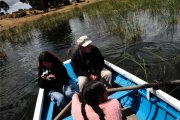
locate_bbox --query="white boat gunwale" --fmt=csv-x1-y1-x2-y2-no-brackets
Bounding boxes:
33,88,44,120
33,59,180,120
104,60,180,111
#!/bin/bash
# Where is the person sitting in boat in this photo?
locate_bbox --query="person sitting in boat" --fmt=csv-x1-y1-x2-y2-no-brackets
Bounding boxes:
71,35,112,91
71,81,122,120
38,51,75,110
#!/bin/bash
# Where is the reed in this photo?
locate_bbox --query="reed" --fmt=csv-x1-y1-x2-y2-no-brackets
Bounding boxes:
100,0,179,39
0,0,180,58
0,42,6,60
125,54,150,82
1,0,180,41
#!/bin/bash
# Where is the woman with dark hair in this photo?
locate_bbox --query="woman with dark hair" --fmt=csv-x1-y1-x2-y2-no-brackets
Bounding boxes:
38,51,75,109
71,81,122,120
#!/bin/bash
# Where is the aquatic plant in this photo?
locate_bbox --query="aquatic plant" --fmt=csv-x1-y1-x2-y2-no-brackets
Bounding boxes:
1,0,180,41
0,42,6,60
0,0,180,58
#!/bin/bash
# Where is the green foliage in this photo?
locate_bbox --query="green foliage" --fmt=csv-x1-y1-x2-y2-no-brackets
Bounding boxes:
20,0,43,10
1,0,180,50
0,1,9,12
0,0,180,76
20,0,29,4
20,0,68,11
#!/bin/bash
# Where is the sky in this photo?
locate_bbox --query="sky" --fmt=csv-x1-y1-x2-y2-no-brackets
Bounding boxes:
4,0,32,13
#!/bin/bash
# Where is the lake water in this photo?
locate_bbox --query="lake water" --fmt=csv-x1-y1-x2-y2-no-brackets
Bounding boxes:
0,11,180,120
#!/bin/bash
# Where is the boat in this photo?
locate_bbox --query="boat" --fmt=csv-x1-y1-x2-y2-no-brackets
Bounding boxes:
33,59,180,120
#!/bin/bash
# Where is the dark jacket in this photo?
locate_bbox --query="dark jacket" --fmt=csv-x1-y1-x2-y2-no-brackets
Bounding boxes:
71,45,104,77
38,62,70,91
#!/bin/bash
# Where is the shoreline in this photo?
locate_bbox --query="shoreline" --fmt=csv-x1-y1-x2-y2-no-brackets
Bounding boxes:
0,0,101,32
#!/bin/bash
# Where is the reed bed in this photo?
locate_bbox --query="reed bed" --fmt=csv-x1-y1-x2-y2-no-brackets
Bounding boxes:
1,0,180,41
0,0,180,61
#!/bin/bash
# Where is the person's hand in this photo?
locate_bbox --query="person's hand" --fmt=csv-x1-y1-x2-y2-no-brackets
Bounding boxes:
89,74,99,81
75,92,79,95
48,74,56,79
41,74,46,80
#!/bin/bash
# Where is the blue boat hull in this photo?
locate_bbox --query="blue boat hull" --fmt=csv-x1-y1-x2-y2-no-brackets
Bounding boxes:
33,60,180,120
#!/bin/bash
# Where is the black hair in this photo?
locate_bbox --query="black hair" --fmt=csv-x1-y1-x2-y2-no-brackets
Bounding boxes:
38,51,62,69
80,81,106,120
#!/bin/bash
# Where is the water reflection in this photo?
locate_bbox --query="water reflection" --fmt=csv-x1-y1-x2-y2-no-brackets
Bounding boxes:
0,9,180,120
40,20,74,59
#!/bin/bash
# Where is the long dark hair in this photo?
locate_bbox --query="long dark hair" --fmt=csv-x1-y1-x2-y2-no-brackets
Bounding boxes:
38,51,62,69
80,81,106,120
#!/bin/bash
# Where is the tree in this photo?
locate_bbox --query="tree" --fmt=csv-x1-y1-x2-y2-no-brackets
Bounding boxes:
20,0,29,4
20,0,69,12
0,1,9,12
20,0,49,12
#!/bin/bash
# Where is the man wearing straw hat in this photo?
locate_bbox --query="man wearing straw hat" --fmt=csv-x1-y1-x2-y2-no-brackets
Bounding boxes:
71,35,112,91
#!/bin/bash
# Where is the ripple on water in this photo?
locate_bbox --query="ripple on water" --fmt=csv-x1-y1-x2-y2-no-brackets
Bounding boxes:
115,41,180,64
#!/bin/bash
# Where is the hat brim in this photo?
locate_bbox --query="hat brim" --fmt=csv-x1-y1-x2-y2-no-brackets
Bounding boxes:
81,40,92,47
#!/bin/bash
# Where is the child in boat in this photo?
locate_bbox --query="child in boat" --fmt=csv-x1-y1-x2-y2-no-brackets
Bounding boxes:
38,51,75,110
71,81,122,120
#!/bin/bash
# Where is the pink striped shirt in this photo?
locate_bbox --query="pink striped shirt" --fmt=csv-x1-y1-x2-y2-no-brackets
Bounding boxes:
71,93,122,120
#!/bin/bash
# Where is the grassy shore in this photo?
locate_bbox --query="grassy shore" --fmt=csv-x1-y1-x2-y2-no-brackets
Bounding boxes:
0,0,179,60
0,0,101,32
0,0,103,59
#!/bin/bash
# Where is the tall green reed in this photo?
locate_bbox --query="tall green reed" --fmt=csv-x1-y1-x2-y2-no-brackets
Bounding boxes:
0,0,180,60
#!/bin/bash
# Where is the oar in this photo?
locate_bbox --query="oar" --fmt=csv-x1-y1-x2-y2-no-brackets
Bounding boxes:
108,80,180,93
54,80,180,120
54,101,72,120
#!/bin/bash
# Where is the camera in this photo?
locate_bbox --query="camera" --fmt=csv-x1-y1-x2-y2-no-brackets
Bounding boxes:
42,70,53,81
42,70,49,77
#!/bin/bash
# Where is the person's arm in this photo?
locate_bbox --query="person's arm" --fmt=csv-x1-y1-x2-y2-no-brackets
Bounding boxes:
71,51,90,77
72,93,81,106
38,68,47,88
38,68,63,89
55,63,69,84
91,46,104,74
71,93,82,119
38,77,64,90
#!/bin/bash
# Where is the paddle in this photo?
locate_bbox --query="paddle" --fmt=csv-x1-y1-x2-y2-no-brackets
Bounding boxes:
107,80,180,93
54,80,180,120
54,101,72,120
